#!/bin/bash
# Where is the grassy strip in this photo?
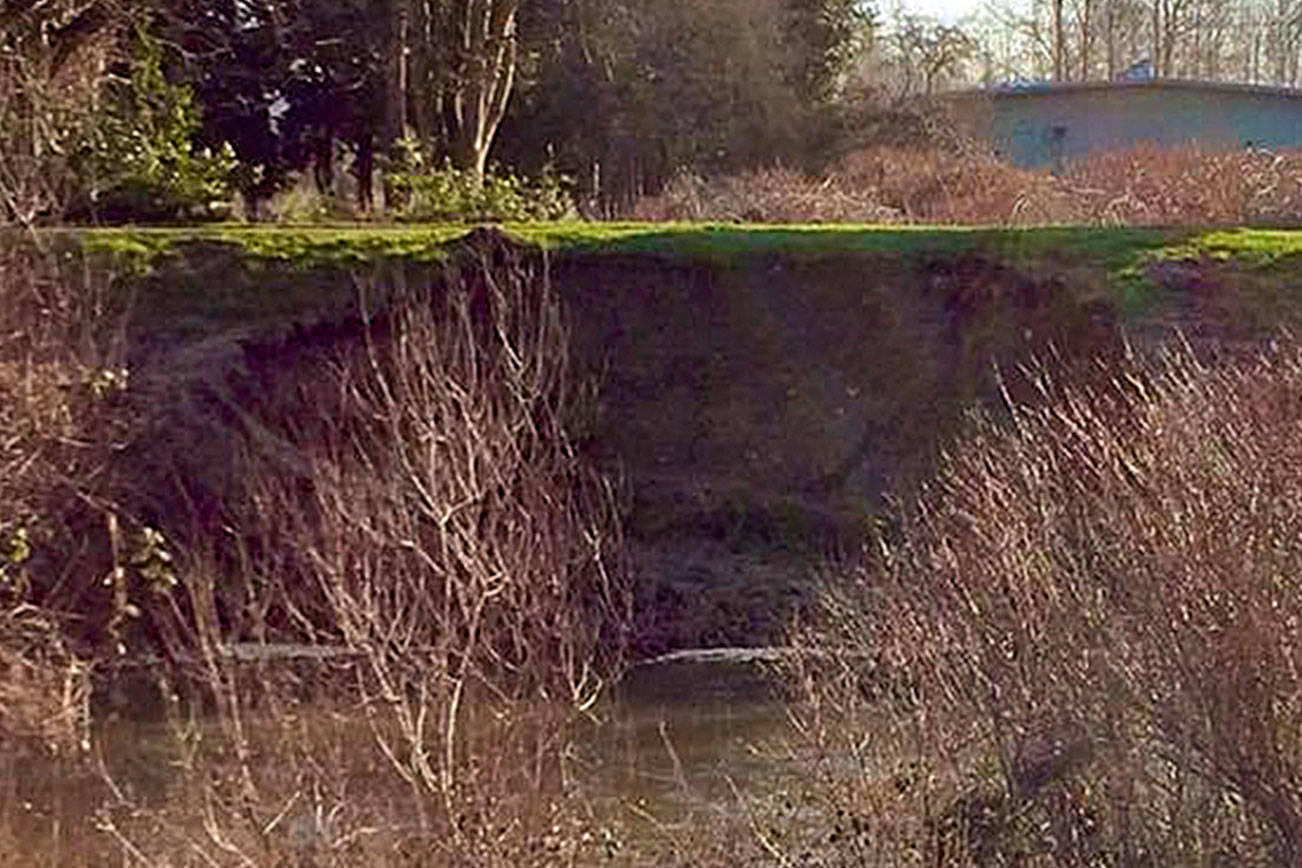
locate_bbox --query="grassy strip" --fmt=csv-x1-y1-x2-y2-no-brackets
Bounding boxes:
73,223,470,267
1181,227,1302,266
47,222,1302,335
72,221,1187,267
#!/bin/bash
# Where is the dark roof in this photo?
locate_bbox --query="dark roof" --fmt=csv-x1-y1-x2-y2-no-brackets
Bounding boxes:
942,79,1302,102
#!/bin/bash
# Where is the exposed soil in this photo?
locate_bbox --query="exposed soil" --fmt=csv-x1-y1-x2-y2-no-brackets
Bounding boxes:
121,232,1288,655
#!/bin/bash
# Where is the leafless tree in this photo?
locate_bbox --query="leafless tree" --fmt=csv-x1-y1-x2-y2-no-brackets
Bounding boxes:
0,1,130,223
399,0,522,185
967,0,1302,86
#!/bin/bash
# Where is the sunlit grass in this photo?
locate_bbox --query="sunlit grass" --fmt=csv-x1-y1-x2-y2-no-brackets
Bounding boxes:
70,220,1189,270
39,221,1302,339
1188,227,1302,265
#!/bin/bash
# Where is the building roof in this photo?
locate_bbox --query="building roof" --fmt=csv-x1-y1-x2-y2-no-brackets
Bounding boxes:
943,79,1302,103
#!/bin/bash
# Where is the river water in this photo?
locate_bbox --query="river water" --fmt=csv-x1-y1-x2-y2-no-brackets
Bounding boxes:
588,655,795,810
4,653,819,864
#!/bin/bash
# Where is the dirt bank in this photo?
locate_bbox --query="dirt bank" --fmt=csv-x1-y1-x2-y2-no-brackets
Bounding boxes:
112,229,1295,653
547,249,1125,651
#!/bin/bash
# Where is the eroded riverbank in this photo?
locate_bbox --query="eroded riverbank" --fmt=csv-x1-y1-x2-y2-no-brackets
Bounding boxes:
9,225,1302,864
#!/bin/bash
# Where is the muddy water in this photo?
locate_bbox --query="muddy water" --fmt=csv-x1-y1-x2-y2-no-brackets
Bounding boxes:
584,657,795,814
4,655,804,861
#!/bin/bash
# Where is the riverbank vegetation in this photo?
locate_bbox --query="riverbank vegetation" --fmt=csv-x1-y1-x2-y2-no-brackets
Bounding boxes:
788,340,1302,864
0,232,644,864
8,222,1302,863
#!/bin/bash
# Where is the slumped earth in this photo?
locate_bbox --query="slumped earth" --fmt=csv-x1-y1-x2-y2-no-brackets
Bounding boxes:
87,224,1299,653
8,223,1302,864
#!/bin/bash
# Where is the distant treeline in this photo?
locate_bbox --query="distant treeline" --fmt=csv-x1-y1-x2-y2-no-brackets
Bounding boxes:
0,0,882,222
9,0,1302,225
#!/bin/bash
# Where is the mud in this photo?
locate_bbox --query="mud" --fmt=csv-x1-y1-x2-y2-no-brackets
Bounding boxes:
127,235,1281,654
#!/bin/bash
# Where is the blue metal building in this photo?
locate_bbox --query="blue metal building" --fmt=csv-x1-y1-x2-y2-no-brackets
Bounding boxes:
944,79,1302,169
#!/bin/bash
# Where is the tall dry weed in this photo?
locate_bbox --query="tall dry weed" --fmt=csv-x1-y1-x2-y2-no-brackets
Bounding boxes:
633,142,1302,226
631,166,905,224
789,340,1302,865
96,240,636,864
0,605,89,756
0,233,138,753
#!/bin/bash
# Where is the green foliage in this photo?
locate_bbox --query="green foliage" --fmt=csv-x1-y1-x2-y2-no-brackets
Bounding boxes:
384,143,575,222
505,0,875,210
2,529,31,568
782,0,875,102
129,526,178,596
72,34,236,223
0,528,31,599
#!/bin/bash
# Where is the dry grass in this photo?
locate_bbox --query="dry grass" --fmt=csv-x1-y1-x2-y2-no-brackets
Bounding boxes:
85,240,639,864
0,233,653,864
630,166,907,224
788,339,1302,865
0,233,136,755
634,143,1302,227
0,606,88,757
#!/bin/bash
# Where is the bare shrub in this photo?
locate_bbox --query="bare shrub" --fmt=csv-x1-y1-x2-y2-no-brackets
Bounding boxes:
632,143,1302,227
629,146,1060,225
0,233,143,652
631,166,904,224
0,231,642,864
1063,143,1302,226
0,235,146,864
169,243,632,699
0,6,123,224
835,145,1068,225
789,341,1302,865
0,605,88,755
110,242,634,863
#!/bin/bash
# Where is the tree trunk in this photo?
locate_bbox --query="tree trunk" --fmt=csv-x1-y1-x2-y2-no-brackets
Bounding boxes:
448,136,489,181
313,135,334,195
355,132,374,212
1106,0,1116,78
1053,0,1065,80
386,0,411,145
1153,0,1161,76
1078,0,1093,80
1160,0,1176,77
431,0,521,188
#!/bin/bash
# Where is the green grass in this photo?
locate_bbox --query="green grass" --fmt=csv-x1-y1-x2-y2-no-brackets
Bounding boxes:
75,223,470,268
76,219,1296,264
1183,227,1302,266
68,220,1189,283
527,222,1178,266
72,221,1188,268
45,222,1302,337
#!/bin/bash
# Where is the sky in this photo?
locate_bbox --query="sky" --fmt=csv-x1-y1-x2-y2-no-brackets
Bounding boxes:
897,0,988,24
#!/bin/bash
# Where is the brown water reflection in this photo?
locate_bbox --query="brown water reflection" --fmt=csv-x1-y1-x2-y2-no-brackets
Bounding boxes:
3,657,805,865
583,659,794,813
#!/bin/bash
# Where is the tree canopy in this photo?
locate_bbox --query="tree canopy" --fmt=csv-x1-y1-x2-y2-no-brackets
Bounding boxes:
16,0,1302,224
